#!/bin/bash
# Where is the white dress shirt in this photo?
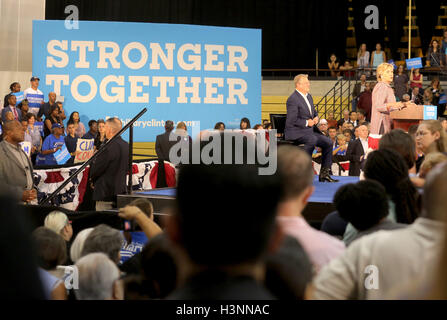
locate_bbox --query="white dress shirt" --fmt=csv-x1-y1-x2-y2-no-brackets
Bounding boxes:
296,89,314,127
359,137,369,154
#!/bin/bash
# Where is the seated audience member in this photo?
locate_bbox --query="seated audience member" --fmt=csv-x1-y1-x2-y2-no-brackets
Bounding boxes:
276,146,345,273
357,82,373,121
0,120,37,203
214,122,225,131
155,120,176,162
333,134,348,156
356,109,367,125
416,120,447,155
326,112,338,128
423,87,434,105
402,93,411,103
410,86,423,105
166,163,283,299
264,235,313,300
70,228,94,264
312,162,447,299
253,124,263,130
82,120,98,140
349,111,358,127
37,123,66,165
346,124,370,176
74,253,123,300
81,224,123,265
337,110,350,129
2,94,21,122
67,111,85,138
18,99,29,115
0,193,45,299
342,129,352,142
343,149,420,244
240,117,251,130
318,119,328,136
117,198,163,264
334,180,406,247
419,152,447,179
32,227,68,300
64,122,78,164
44,211,73,243
342,121,354,133
327,126,338,148
94,119,107,151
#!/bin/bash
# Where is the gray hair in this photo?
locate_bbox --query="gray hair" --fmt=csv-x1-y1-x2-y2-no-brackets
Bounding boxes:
74,253,120,300
70,228,94,263
106,117,122,134
81,224,123,264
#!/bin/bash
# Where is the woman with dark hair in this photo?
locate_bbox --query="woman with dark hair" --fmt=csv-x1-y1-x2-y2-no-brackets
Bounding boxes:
214,122,225,131
343,149,420,244
3,82,21,107
240,117,251,130
44,104,61,138
427,39,444,67
427,78,445,117
67,111,86,138
94,119,107,150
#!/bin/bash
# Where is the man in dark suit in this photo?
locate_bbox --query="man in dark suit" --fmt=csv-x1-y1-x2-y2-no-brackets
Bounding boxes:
90,117,129,210
284,74,337,182
1,95,22,122
337,109,350,129
155,120,176,162
346,124,369,176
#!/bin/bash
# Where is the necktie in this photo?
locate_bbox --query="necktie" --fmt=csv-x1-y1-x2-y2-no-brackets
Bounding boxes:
12,107,18,120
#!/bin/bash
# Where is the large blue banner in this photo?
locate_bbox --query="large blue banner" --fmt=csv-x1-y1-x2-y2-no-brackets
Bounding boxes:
32,20,262,142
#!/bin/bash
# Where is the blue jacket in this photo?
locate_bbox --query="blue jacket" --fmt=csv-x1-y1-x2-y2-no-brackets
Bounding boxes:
284,90,318,141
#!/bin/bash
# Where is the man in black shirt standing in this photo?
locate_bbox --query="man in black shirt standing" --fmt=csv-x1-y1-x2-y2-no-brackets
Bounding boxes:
90,117,128,211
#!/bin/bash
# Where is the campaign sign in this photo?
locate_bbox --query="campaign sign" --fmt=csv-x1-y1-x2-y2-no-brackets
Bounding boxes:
12,91,24,105
74,138,94,164
19,141,31,157
405,57,423,70
439,93,447,105
54,144,71,164
423,105,437,120
34,121,44,137
32,20,262,142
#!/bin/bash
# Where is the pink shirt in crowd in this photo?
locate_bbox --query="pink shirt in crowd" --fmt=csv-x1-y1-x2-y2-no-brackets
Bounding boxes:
277,216,345,272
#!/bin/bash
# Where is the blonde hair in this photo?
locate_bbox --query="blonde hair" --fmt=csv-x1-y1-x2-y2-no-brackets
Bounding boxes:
376,63,393,81
44,211,69,235
70,228,94,263
337,134,347,142
420,120,447,153
419,152,447,178
294,74,308,87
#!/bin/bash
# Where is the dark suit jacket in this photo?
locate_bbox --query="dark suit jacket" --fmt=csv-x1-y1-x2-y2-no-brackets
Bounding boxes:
155,131,177,162
337,118,350,129
1,106,22,122
284,90,319,141
90,136,129,201
346,138,364,176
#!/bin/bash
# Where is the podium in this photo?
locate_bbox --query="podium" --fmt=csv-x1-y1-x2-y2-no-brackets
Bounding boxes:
390,104,424,132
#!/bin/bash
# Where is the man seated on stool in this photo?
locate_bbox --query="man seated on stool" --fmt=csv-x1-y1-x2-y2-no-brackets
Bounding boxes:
284,74,338,182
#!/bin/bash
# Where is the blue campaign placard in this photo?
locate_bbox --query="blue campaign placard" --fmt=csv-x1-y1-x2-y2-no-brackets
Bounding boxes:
405,57,423,69
439,93,447,104
423,105,437,120
32,20,262,142
12,91,24,105
54,144,71,164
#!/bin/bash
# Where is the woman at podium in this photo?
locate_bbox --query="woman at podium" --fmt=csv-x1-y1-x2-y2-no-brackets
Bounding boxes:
370,63,407,135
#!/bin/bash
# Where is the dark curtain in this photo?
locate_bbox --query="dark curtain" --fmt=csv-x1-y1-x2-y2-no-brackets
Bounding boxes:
416,1,440,55
383,0,407,61
352,0,386,54
45,0,349,69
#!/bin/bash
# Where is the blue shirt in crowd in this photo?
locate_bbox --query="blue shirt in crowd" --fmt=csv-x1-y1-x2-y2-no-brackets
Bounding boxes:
119,231,149,264
37,134,66,165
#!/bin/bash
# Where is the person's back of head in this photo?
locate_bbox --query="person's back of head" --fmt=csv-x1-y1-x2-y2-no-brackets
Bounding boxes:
165,120,174,132
32,226,67,270
419,152,447,178
264,235,313,300
276,145,314,202
140,233,177,299
171,163,282,267
75,252,122,300
129,198,154,219
334,180,389,231
422,162,447,221
81,224,123,264
364,149,420,224
379,129,416,170
44,210,70,236
70,228,94,263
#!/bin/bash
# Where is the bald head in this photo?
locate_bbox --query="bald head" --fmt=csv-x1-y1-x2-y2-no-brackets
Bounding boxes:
422,162,447,221
2,120,24,145
48,92,56,104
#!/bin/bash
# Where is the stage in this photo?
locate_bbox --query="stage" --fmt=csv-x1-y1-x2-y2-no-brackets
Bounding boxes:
117,176,360,228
